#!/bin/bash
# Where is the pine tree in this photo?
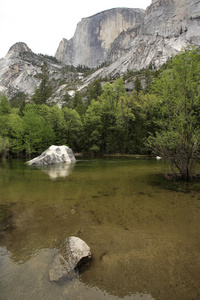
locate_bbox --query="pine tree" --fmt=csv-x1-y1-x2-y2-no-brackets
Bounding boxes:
32,62,53,105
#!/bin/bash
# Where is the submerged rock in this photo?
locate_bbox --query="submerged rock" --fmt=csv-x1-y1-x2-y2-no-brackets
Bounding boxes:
27,145,76,166
49,236,92,283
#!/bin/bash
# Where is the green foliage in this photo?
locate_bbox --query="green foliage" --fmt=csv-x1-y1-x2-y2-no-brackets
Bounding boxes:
32,61,53,105
0,96,11,157
10,92,27,108
62,107,83,150
45,105,66,145
144,69,152,93
38,53,59,64
61,64,94,76
134,76,143,93
83,78,142,154
86,79,103,104
0,135,10,158
8,110,24,155
116,95,135,153
84,100,103,153
147,48,200,180
0,95,11,115
62,92,72,108
22,104,54,156
99,80,125,153
76,64,93,74
72,91,82,108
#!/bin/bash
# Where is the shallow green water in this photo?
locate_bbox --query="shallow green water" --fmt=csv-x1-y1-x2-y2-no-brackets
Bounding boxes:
0,158,199,300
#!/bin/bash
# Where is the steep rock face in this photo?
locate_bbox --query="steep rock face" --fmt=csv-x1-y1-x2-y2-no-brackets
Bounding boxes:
55,8,144,68
79,0,200,80
0,43,40,97
141,0,200,42
132,0,200,69
0,42,79,99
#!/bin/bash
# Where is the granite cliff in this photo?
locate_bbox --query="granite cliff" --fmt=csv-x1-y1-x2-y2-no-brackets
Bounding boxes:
56,0,200,77
55,8,144,68
0,43,40,97
0,42,79,99
0,0,200,100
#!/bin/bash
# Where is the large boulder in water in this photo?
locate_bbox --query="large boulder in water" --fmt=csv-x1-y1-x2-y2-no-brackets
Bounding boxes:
49,236,92,283
27,145,76,166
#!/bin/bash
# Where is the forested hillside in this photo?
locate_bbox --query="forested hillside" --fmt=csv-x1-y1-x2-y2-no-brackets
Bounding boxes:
1,48,200,179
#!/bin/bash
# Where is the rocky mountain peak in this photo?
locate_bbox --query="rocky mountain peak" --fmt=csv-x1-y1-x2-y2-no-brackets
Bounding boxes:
0,1,200,101
6,42,32,58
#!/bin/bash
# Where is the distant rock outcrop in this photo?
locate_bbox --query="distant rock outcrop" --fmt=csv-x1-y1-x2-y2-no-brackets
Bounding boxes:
0,42,79,99
6,42,33,58
55,8,144,68
56,0,200,77
27,145,76,166
0,43,40,97
49,236,92,282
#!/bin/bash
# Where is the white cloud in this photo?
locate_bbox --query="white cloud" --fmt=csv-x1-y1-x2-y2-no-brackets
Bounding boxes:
0,0,151,58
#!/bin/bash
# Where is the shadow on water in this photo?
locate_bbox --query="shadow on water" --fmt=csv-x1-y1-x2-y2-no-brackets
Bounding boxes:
0,158,200,300
150,171,200,194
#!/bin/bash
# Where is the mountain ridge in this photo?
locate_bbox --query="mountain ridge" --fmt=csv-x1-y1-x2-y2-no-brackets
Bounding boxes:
55,0,200,73
0,0,200,100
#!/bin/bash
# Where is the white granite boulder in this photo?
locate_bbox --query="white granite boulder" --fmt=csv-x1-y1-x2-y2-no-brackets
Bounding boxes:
27,145,76,166
49,236,92,282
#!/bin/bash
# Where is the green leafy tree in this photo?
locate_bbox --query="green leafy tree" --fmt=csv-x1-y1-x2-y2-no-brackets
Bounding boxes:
83,100,103,154
84,78,128,154
0,135,10,159
0,95,11,158
8,109,24,156
0,95,11,115
100,78,127,153
147,48,200,180
125,91,159,154
116,95,135,153
23,104,54,156
46,105,66,145
0,113,10,137
62,107,83,151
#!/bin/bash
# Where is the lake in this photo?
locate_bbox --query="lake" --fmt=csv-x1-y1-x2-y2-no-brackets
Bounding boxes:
0,157,199,300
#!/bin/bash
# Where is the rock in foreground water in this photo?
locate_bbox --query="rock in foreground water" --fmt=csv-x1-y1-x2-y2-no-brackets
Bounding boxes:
27,145,76,166
49,237,92,283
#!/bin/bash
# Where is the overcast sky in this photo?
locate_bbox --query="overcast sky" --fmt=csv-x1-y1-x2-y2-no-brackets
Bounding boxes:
0,0,152,59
